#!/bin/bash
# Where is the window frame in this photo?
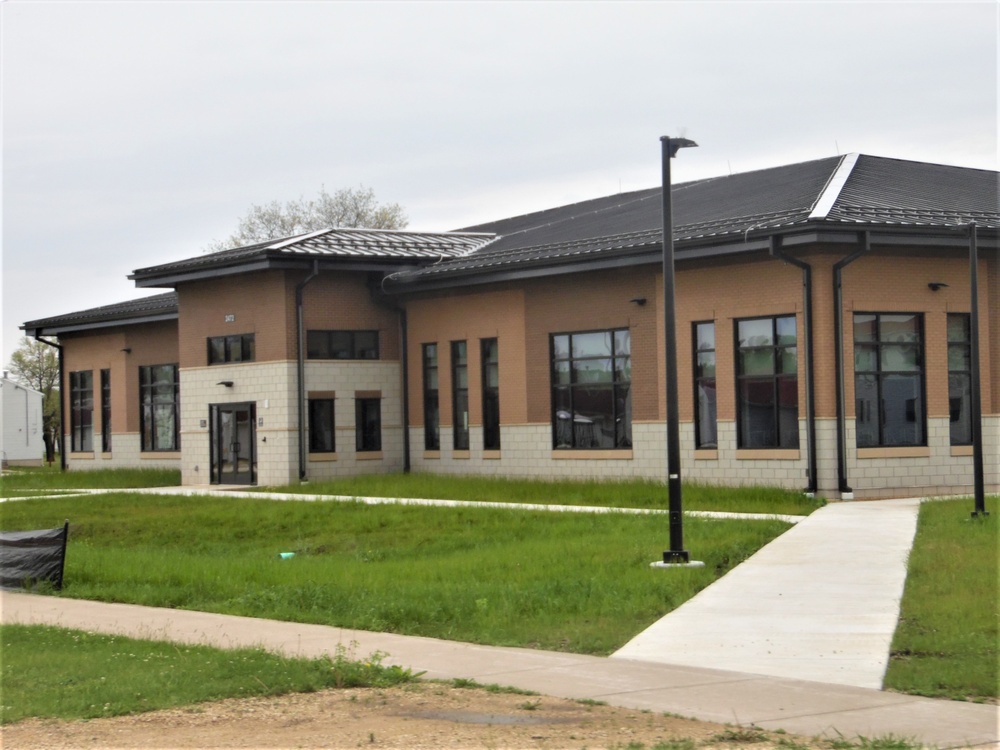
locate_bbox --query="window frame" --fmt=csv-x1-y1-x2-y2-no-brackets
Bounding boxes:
100,368,112,453
452,340,469,450
550,328,632,450
306,330,379,360
207,334,256,365
308,398,336,453
422,343,440,450
853,312,926,448
139,364,180,452
947,313,972,446
355,397,382,453
481,338,500,450
69,370,94,453
735,315,799,449
692,321,717,449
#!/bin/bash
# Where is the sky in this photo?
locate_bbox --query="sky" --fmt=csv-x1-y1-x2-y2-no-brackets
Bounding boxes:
2,1,997,367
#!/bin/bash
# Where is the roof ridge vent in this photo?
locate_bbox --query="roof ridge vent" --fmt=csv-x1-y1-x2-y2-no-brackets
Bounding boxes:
809,153,860,220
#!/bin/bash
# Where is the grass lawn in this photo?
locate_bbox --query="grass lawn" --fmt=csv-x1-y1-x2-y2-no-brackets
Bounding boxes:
0,624,416,723
883,496,998,701
0,491,790,655
259,473,821,516
1,465,180,494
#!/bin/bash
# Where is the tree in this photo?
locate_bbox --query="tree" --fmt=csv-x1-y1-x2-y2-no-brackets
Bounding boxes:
7,337,61,462
207,185,408,251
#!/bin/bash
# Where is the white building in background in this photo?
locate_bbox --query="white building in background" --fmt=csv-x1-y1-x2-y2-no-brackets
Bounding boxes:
1,373,45,467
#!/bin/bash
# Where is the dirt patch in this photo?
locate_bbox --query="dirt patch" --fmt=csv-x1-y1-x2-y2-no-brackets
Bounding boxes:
5,682,823,749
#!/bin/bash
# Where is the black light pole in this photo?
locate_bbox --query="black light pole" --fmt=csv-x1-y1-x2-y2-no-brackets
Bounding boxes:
968,222,988,517
654,135,703,568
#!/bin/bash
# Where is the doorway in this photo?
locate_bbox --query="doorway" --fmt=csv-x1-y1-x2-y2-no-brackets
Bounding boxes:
210,402,256,485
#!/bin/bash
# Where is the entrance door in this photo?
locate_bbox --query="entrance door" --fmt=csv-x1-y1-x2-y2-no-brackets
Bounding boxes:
210,403,256,485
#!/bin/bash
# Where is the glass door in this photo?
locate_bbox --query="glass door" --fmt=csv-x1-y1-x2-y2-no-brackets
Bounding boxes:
210,403,256,485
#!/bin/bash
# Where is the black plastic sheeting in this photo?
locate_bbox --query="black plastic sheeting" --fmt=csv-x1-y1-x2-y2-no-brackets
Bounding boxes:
0,522,69,590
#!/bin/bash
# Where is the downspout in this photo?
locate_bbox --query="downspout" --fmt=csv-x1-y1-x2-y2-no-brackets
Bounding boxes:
769,237,818,495
33,335,65,471
296,261,321,482
832,231,870,499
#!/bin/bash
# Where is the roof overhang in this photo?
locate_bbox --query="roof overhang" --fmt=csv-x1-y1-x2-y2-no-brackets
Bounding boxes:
22,312,179,338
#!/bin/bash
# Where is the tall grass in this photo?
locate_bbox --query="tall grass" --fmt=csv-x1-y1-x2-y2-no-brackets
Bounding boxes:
262,473,820,516
884,496,998,701
1,493,789,655
0,624,416,723
1,466,180,493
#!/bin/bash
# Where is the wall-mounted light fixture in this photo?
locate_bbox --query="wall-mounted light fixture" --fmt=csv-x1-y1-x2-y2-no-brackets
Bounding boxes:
630,297,648,306
217,381,234,388
928,282,949,292
120,348,132,354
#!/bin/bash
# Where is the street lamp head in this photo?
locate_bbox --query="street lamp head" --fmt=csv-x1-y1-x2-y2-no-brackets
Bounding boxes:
661,136,698,158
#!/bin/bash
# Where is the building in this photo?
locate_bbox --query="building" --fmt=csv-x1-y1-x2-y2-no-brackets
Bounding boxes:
1,373,45,467
22,154,999,499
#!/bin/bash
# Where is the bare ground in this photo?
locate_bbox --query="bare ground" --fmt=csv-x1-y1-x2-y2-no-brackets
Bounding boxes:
4,682,829,750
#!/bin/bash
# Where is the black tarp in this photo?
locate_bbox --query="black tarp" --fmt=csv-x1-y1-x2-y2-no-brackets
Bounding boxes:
0,522,68,590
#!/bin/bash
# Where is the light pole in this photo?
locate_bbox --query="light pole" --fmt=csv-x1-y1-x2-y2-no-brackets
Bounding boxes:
653,136,704,569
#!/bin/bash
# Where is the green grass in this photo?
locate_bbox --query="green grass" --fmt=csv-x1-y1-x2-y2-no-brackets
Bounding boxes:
883,496,998,701
0,492,789,655
1,465,180,493
260,473,821,515
0,623,416,724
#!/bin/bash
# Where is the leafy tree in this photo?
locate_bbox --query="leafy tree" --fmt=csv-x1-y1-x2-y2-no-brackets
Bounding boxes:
207,185,408,251
7,337,61,461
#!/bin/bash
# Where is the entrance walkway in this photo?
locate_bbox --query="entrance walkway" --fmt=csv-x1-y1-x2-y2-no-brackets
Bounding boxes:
614,498,922,690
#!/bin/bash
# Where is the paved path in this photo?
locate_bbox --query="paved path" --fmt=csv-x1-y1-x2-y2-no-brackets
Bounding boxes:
2,592,996,748
615,499,922,690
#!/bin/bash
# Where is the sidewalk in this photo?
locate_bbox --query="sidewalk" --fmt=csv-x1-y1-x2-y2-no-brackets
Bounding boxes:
2,592,996,747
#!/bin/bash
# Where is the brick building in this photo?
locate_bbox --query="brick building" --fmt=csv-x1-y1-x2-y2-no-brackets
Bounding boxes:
23,154,999,499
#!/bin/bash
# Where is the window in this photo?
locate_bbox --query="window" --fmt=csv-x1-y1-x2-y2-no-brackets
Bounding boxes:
736,316,798,449
693,322,717,449
947,313,972,446
309,399,335,453
481,338,500,450
452,341,469,450
854,313,925,448
208,334,255,364
307,330,378,360
551,329,631,449
69,370,94,452
101,369,112,453
356,398,382,452
422,344,439,450
140,364,179,451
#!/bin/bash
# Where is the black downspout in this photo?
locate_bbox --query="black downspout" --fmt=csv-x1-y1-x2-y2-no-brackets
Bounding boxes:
967,223,987,516
34,335,66,472
296,261,321,482
769,237,818,495
399,308,411,473
832,231,870,498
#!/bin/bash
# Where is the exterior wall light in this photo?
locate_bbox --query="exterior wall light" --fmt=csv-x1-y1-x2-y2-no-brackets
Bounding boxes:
928,282,949,291
217,381,234,388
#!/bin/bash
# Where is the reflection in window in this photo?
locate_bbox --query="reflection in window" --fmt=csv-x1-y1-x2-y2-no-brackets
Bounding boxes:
306,330,379,360
693,322,717,449
208,334,255,364
736,316,798,449
481,338,500,450
101,369,112,453
355,398,381,452
854,313,924,448
551,329,631,449
452,341,469,450
140,364,179,451
947,314,972,446
308,399,335,453
70,370,94,452
423,344,439,450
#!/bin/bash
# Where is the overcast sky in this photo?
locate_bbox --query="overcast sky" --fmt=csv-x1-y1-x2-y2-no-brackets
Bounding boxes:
2,1,997,366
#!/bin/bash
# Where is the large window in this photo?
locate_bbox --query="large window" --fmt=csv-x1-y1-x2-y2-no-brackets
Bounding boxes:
736,316,798,449
551,329,631,449
693,322,717,449
307,330,379,360
101,369,112,453
452,341,469,450
356,397,381,452
140,364,179,452
481,338,500,450
422,344,439,450
69,370,94,452
854,313,925,448
309,398,335,453
208,334,255,364
947,313,972,446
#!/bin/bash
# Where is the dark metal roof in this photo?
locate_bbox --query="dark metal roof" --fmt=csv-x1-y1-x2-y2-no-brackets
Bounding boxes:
130,228,495,284
21,292,178,335
387,154,999,288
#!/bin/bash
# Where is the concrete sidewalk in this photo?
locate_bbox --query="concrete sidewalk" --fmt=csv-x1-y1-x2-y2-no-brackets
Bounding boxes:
615,498,922,690
2,592,996,747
